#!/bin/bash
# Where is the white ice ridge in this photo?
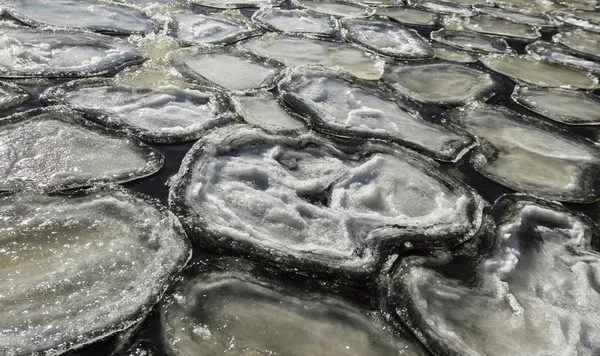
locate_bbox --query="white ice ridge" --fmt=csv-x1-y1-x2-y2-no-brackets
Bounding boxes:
407,0,477,16
0,80,29,111
169,126,483,281
252,7,338,37
41,78,238,143
0,107,163,191
172,11,260,46
0,27,142,78
0,187,191,356
387,195,600,356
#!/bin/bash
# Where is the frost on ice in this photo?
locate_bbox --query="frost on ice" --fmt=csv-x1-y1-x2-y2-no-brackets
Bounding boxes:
252,8,338,38
169,126,483,281
0,27,143,78
172,11,260,46
461,15,541,42
292,0,373,18
41,78,238,143
0,81,28,111
0,107,163,191
0,187,190,356
233,93,307,132
385,194,600,356
279,67,474,162
340,17,434,59
452,102,600,203
526,41,600,74
382,62,500,106
430,29,514,54
161,259,429,356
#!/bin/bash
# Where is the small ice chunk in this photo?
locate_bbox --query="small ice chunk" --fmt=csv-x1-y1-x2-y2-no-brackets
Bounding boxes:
340,17,434,59
461,15,541,42
0,107,163,191
377,6,439,27
452,102,600,203
233,93,307,132
172,11,260,46
189,0,283,9
474,5,560,28
0,187,190,356
252,8,338,37
0,81,28,111
292,0,374,17
431,29,514,54
406,0,476,16
526,41,600,73
553,29,600,61
383,62,500,106
552,10,600,33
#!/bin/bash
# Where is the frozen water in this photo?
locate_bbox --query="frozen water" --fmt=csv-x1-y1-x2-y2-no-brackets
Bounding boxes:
242,33,384,80
169,126,483,280
0,107,163,191
526,41,600,73
512,85,600,126
0,27,142,78
161,260,429,356
474,5,560,28
0,187,190,356
554,29,600,60
233,93,307,132
406,0,475,16
0,81,28,111
552,10,600,33
172,12,260,46
168,47,285,93
41,78,238,143
431,29,514,54
252,8,338,37
480,53,600,89
494,0,565,13
433,44,478,62
279,67,474,161
376,7,439,27
383,62,500,106
386,194,600,356
452,102,600,203
340,17,434,59
461,15,541,41
2,0,154,35
189,0,283,9
292,0,374,17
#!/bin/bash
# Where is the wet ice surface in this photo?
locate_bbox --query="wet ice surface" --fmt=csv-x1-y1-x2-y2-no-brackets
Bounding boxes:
0,107,163,191
453,102,600,203
407,0,475,16
1,0,153,35
252,8,338,37
172,12,260,46
554,29,600,60
474,5,560,28
340,17,434,59
512,86,600,126
40,78,238,143
431,29,514,54
376,7,439,27
461,15,541,42
189,0,282,9
386,194,600,356
0,27,142,78
233,93,307,132
0,187,190,356
292,0,373,17
279,67,475,162
0,81,28,111
526,41,600,73
382,62,500,105
432,44,478,62
169,126,483,280
552,10,600,33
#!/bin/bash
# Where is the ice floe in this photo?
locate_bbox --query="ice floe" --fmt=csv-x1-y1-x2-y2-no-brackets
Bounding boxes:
0,80,28,111
433,44,478,62
377,6,439,27
461,15,541,42
189,0,283,9
554,29,600,60
292,0,374,17
526,41,600,73
474,4,560,28
252,7,338,38
431,29,514,54
172,11,260,46
406,0,476,16
552,10,600,33
233,93,307,132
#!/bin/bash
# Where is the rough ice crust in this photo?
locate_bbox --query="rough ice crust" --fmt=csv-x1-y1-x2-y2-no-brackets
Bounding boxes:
233,93,307,132
0,187,191,356
553,30,600,60
2,0,154,35
41,78,238,143
161,262,428,356
453,102,600,203
386,194,600,356
188,0,283,9
291,0,374,17
430,29,513,54
376,7,439,27
0,107,163,191
382,62,500,106
172,12,260,46
168,47,285,93
340,17,434,59
279,67,474,162
0,27,142,78
461,15,541,41
552,10,600,33
0,81,29,111
169,126,483,281
526,41,600,73
251,8,338,37
473,5,559,28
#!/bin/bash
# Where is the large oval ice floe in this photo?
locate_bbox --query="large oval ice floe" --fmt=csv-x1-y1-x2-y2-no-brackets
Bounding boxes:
526,41,600,73
460,15,541,42
279,67,474,162
431,29,514,54
0,186,191,356
292,0,374,17
189,0,283,9
0,81,28,111
40,78,238,143
168,47,285,93
384,194,600,356
406,0,476,16
551,10,600,33
1,0,154,35
451,102,600,203
553,29,600,60
473,5,560,28
233,92,308,133
161,258,429,356
171,11,261,46
382,62,500,106
169,126,483,282
252,8,338,38
340,17,434,59
0,27,142,78
0,107,163,191
376,6,440,27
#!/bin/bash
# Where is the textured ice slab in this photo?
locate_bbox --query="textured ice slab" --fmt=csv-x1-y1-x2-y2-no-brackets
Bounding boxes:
242,34,384,80
461,15,541,41
168,47,284,92
0,27,142,78
279,68,474,161
189,0,283,9
494,0,564,13
172,12,260,46
554,29,600,60
452,102,600,203
0,187,190,356
292,0,374,17
480,54,600,89
161,259,428,356
512,85,600,126
234,93,307,132
526,41,600,73
340,17,434,59
377,7,439,27
252,8,338,37
383,63,499,106
2,0,153,34
169,126,483,280
0,107,163,191
386,194,600,356
406,0,475,16
41,78,237,143
0,81,28,111
431,29,513,54
552,10,600,33
474,5,560,28
433,45,477,62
